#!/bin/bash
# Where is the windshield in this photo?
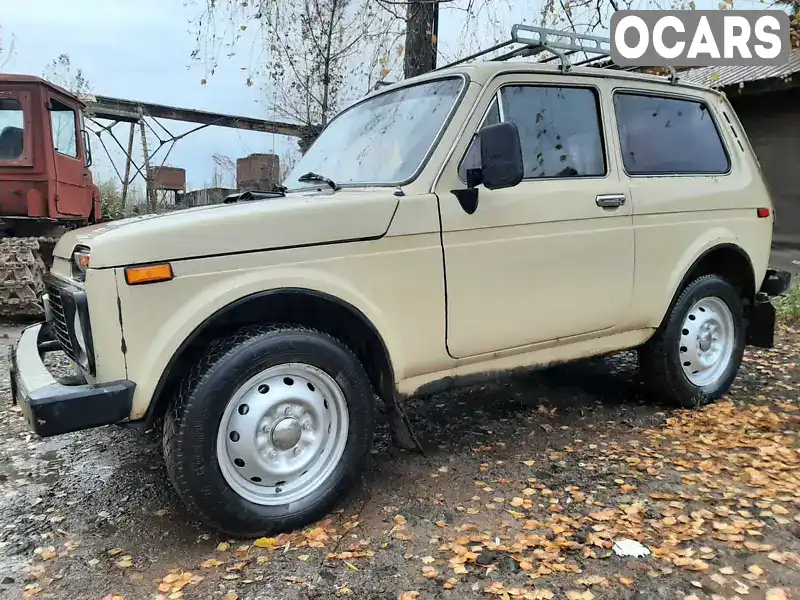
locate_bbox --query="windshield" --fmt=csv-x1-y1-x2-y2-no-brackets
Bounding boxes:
285,77,464,190
0,98,25,161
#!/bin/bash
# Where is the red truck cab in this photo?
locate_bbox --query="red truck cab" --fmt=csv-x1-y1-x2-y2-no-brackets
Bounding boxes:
0,75,100,229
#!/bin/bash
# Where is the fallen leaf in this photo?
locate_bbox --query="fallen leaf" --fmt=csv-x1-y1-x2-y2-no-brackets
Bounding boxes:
217,542,231,551
744,541,773,552
201,558,222,568
115,556,133,569
747,564,763,576
719,566,734,575
766,589,788,600
768,551,786,564
251,538,273,549
421,556,435,564
345,561,359,571
422,566,439,579
398,593,419,600
589,509,615,521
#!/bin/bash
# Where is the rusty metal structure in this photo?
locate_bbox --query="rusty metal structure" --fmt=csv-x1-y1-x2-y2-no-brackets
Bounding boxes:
81,94,303,211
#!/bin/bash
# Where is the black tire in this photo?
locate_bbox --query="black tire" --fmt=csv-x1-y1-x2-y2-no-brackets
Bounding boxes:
162,325,374,537
638,274,745,408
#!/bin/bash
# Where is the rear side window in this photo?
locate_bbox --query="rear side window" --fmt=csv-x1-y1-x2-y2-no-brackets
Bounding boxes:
614,93,729,175
0,98,24,160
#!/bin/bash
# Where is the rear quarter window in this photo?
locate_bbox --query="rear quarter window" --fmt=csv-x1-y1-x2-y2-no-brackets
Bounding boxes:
614,92,730,176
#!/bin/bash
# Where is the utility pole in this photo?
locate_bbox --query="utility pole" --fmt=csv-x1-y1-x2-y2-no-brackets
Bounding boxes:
403,0,440,79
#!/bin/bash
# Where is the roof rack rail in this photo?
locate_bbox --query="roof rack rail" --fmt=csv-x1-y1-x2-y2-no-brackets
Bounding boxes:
437,25,611,73
436,24,680,83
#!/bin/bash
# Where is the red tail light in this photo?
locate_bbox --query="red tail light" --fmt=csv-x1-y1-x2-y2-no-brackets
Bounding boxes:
757,207,771,218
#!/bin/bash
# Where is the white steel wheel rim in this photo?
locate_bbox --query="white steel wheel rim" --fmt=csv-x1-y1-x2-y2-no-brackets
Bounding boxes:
216,363,349,506
678,296,735,387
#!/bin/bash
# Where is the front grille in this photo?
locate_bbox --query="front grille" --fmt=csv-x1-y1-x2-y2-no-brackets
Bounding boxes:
45,280,77,363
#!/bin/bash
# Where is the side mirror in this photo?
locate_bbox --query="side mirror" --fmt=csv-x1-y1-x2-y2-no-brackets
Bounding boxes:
477,121,524,190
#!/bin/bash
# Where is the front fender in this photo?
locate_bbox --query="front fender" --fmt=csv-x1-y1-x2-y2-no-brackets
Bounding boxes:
117,261,403,419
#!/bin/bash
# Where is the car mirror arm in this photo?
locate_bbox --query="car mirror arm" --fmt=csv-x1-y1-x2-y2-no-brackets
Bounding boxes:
451,167,483,215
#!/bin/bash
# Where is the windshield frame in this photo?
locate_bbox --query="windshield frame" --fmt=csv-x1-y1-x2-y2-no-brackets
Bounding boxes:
287,73,469,192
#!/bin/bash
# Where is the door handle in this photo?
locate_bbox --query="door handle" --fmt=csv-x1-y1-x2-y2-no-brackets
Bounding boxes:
596,194,626,208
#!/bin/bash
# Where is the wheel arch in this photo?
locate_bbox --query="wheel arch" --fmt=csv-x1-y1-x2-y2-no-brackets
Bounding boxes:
140,288,395,428
659,242,757,329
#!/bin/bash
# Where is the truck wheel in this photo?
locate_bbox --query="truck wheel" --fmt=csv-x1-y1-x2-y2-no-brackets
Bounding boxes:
163,325,374,537
638,275,745,408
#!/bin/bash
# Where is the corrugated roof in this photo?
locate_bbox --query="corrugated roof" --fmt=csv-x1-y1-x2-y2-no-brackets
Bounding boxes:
679,47,800,89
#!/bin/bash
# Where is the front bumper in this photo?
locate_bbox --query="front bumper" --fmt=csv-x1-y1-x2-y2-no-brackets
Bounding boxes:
9,324,135,437
747,269,793,349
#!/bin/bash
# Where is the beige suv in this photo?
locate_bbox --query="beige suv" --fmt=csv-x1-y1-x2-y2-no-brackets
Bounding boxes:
9,27,792,537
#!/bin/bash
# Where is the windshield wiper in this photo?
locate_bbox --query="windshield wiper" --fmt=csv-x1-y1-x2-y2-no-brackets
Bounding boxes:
298,171,340,191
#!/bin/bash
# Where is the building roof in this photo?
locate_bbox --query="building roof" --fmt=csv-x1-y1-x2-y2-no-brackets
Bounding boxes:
678,47,800,90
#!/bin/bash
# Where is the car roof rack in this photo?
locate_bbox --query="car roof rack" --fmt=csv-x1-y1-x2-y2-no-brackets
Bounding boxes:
436,24,679,83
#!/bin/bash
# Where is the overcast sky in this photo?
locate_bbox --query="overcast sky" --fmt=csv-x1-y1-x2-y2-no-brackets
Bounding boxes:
3,0,286,192
3,0,775,194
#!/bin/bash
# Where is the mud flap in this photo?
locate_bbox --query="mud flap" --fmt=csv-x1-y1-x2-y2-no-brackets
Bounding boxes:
747,294,776,349
385,394,425,455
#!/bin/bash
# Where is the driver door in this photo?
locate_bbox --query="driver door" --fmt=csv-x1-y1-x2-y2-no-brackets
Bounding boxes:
48,94,91,217
435,74,634,359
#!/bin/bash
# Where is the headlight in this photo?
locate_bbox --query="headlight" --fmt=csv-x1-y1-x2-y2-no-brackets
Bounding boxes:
72,246,90,280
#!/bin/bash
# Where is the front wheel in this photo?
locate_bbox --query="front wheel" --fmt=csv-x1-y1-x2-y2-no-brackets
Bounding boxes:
638,275,745,408
163,326,375,537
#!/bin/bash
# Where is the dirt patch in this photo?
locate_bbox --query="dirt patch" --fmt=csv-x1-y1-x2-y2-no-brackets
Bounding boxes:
0,322,798,600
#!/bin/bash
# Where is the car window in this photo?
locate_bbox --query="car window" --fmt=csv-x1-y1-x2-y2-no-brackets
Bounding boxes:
458,97,501,180
502,85,606,179
284,77,464,189
614,93,729,175
0,99,25,160
50,99,78,158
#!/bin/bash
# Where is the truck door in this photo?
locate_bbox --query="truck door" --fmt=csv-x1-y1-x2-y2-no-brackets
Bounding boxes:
48,95,91,218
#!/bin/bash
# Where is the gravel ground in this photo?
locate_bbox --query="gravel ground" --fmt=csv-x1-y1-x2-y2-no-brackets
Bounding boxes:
0,320,798,600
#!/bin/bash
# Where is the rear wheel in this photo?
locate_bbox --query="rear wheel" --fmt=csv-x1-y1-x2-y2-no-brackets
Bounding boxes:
638,275,745,407
163,325,374,537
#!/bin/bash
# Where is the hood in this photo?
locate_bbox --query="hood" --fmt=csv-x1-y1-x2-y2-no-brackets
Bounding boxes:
55,189,400,268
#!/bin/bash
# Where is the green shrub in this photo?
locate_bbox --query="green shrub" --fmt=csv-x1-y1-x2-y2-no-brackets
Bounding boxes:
776,281,800,325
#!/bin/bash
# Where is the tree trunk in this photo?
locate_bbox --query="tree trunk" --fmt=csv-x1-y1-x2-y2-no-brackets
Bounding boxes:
403,0,439,79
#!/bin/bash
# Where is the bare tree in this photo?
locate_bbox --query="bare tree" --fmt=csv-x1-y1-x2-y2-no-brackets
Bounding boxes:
190,0,401,152
43,54,92,94
0,25,15,68
212,154,237,188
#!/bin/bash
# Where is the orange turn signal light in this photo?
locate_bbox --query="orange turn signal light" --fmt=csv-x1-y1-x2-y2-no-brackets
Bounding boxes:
124,263,174,286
